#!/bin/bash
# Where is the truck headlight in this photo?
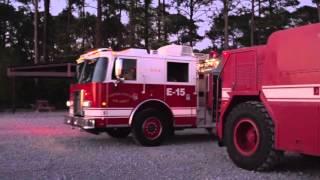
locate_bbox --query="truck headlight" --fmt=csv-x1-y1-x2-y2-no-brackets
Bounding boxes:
83,101,92,107
66,101,71,107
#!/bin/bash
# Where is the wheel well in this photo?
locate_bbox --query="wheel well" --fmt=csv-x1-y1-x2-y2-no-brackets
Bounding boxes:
221,96,260,145
130,100,174,127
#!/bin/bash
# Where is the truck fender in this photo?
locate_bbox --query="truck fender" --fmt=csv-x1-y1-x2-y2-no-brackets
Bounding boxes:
129,99,173,126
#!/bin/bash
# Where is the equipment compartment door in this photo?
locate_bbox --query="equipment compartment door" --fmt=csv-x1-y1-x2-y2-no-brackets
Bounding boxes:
234,51,257,91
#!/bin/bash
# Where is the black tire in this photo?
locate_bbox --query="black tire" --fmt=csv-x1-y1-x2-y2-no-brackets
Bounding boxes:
301,154,320,160
168,127,175,137
106,127,131,138
132,108,168,146
224,101,283,171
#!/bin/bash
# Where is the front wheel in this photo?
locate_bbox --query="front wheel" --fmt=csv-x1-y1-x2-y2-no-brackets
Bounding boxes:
132,108,168,146
225,101,282,171
106,128,131,138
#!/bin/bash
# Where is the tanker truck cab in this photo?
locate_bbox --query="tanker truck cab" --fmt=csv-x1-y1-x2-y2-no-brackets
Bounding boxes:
65,44,219,146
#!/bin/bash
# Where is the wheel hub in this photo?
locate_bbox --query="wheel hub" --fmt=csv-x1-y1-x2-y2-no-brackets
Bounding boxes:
142,117,162,140
233,118,260,156
148,124,156,132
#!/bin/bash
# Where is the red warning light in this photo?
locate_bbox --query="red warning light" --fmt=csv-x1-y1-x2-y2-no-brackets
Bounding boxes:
210,51,219,58
222,51,230,60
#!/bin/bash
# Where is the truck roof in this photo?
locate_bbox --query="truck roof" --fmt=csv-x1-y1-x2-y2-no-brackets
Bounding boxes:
76,44,197,64
222,45,266,54
266,23,320,74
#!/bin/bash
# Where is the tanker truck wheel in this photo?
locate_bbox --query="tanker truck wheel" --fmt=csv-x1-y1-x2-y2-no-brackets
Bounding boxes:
106,128,131,138
225,101,283,171
132,108,168,146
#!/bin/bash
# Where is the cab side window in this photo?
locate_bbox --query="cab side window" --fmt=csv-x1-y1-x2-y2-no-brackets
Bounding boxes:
167,62,189,82
112,58,137,80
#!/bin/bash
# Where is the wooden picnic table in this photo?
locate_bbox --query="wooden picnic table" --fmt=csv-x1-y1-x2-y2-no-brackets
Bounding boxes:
31,100,55,112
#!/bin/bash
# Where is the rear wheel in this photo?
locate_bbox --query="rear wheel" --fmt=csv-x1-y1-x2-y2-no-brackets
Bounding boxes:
106,128,131,138
132,108,168,146
225,101,282,171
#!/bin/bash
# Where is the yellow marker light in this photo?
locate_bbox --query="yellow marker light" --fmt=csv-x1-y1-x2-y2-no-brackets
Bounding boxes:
83,101,92,107
101,102,107,107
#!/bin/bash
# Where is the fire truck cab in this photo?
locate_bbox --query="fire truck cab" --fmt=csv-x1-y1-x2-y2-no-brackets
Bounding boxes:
65,44,219,146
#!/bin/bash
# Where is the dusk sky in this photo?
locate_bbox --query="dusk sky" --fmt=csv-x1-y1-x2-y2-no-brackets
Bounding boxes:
17,0,316,50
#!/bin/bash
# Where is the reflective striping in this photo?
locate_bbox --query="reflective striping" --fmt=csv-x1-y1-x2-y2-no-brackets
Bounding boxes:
222,88,231,100
83,107,197,118
107,109,132,117
262,84,320,102
84,108,133,117
69,108,74,115
172,107,197,117
172,109,190,116
263,87,317,99
268,99,320,102
191,108,197,116
263,84,320,89
84,116,129,119
84,109,105,117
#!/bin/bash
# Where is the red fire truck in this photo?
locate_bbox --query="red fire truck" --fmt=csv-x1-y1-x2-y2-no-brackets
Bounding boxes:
215,23,320,170
65,44,218,146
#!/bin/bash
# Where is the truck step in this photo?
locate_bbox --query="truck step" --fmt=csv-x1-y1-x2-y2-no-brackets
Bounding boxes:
197,124,216,128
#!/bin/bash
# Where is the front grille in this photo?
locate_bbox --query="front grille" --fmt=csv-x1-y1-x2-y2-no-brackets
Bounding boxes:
73,91,83,116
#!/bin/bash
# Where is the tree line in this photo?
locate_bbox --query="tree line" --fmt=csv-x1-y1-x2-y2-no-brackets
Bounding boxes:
1,0,320,65
0,0,320,109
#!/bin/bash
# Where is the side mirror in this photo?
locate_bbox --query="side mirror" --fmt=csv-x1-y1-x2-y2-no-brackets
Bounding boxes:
114,58,124,86
115,58,123,79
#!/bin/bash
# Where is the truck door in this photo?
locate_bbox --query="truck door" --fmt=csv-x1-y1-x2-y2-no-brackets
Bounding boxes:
165,61,196,126
108,58,142,119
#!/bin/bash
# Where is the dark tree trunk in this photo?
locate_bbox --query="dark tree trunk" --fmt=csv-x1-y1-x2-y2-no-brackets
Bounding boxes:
129,0,135,47
162,0,167,41
33,0,39,64
95,0,102,48
157,0,161,41
67,0,72,28
177,0,181,14
81,0,85,50
189,0,194,46
317,2,320,22
258,0,261,17
42,0,50,62
268,0,273,15
66,0,72,51
144,0,151,52
250,0,255,46
223,0,229,49
119,0,122,17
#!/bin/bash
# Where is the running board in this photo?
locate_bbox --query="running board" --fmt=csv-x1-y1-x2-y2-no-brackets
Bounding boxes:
196,123,216,128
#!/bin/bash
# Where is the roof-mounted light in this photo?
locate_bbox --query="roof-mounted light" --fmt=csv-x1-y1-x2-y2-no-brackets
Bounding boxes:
209,51,219,58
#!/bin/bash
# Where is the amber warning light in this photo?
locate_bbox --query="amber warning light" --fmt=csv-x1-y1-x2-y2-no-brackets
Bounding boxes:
198,51,221,73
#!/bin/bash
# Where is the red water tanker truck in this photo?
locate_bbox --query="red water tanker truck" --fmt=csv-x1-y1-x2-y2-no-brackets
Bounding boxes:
216,23,320,170
65,23,320,170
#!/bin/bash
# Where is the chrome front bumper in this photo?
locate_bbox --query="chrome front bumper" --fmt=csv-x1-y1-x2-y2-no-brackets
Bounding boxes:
64,116,95,129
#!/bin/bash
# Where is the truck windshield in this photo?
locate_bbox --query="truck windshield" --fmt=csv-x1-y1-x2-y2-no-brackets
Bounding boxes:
77,57,108,83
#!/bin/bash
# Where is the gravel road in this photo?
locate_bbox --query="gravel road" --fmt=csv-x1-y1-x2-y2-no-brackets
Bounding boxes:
0,112,319,180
